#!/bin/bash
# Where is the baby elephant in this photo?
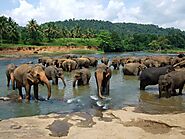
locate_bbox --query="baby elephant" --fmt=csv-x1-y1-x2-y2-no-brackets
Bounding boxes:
45,66,66,87
6,63,17,90
158,70,185,98
73,68,91,87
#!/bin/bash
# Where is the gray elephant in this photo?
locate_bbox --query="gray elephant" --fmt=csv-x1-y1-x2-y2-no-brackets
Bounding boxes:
95,63,112,99
45,66,66,87
6,63,17,90
14,64,51,101
158,70,185,98
158,75,172,98
62,59,78,72
73,68,91,87
139,65,175,90
123,63,146,76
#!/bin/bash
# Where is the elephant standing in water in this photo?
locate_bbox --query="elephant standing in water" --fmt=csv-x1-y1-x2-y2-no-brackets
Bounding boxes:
14,64,51,101
95,63,112,99
45,66,66,87
6,63,17,90
73,68,91,87
158,70,185,98
139,65,174,90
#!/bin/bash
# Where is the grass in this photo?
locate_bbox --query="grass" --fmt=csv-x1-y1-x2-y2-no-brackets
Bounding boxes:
47,38,100,47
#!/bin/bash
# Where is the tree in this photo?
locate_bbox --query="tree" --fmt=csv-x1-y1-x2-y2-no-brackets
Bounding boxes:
44,23,59,42
26,19,42,45
7,17,19,43
97,30,111,51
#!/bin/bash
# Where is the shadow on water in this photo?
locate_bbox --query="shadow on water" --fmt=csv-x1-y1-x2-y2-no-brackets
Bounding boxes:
0,52,185,119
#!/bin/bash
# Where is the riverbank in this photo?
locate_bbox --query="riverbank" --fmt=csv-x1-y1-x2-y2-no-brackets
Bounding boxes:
0,106,185,139
0,45,102,58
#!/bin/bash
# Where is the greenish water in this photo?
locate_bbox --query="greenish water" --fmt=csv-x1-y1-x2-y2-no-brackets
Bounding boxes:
0,52,185,120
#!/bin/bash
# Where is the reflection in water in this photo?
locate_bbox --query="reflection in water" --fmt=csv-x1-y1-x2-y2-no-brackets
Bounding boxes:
0,52,185,119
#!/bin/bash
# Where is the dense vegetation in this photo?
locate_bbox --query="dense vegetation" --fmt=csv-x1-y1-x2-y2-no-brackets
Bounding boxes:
1,16,185,52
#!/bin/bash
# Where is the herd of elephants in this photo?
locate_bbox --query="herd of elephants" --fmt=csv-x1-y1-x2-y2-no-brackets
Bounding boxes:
5,53,185,104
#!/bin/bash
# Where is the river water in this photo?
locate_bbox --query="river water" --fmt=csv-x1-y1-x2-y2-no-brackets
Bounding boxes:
0,52,185,120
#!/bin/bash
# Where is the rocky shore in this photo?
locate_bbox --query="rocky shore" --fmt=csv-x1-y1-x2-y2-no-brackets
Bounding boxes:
0,107,185,139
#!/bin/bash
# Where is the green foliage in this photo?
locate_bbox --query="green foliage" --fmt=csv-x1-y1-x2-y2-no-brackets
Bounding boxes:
47,38,100,47
0,16,20,44
1,16,185,52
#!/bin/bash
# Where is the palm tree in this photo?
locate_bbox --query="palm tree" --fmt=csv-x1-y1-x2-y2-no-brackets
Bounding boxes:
44,23,59,42
26,19,41,45
7,17,19,43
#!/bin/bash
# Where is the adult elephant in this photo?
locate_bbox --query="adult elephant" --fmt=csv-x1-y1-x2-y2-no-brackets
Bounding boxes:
110,57,121,70
123,63,146,76
139,65,175,90
38,57,50,66
62,59,78,72
6,63,17,90
95,63,112,99
73,57,90,68
73,68,91,87
45,66,66,87
158,70,185,98
14,64,51,101
82,56,98,67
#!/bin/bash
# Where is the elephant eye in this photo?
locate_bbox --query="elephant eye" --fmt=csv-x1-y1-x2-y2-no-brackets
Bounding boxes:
37,74,40,77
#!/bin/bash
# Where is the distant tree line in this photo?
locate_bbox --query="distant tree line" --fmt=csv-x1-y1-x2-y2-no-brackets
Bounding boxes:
1,16,185,52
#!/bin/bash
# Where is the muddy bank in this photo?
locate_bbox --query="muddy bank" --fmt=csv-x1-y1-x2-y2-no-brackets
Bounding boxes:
0,107,185,139
0,46,98,59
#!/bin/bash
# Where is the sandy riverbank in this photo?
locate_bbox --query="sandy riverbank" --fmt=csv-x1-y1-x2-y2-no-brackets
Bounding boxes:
0,106,185,139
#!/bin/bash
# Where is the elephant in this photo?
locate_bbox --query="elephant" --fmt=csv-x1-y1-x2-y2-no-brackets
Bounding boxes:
150,56,171,67
123,63,147,76
139,65,175,90
142,59,160,68
56,58,67,68
158,75,172,98
38,57,50,66
82,56,98,67
95,63,112,99
158,70,185,98
13,64,51,101
110,57,121,70
62,59,78,72
45,66,66,86
101,56,109,65
73,57,90,68
73,68,91,87
6,63,17,90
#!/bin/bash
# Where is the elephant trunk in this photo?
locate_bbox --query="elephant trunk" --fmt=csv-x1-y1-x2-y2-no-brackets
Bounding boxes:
95,72,106,99
10,73,15,90
60,75,66,87
40,72,51,100
73,78,77,87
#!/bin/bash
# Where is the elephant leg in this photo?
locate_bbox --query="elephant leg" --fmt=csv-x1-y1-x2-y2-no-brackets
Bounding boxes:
25,84,31,101
179,86,183,95
106,81,110,96
34,84,39,100
6,75,10,87
140,81,146,90
52,76,57,85
16,81,23,100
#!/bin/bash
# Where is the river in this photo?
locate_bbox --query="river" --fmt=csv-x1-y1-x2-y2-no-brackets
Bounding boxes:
0,52,185,120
